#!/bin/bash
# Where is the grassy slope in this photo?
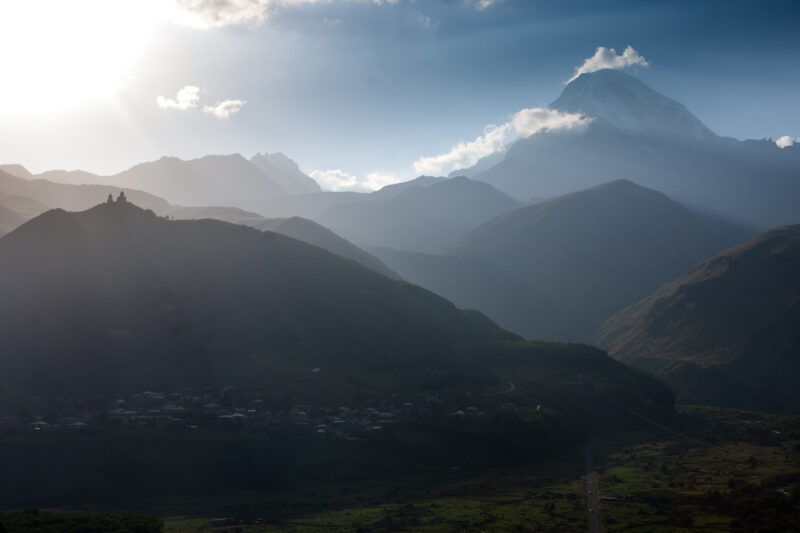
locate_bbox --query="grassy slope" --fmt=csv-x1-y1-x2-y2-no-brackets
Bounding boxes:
598,225,800,411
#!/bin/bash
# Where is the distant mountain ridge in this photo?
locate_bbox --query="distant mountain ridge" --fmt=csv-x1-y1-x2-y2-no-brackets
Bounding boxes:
20,157,521,253
0,201,26,236
101,154,288,212
0,164,33,179
460,179,754,341
368,179,753,342
250,152,321,194
462,69,800,228
2,166,396,278
0,168,169,213
597,225,800,412
316,176,521,252
30,152,323,215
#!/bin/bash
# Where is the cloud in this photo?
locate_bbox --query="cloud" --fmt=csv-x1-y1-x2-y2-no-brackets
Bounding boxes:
174,0,403,28
203,99,247,118
567,45,648,83
310,168,402,192
174,0,323,28
363,172,401,190
156,85,200,110
409,11,439,31
414,123,511,176
310,169,360,191
776,135,798,149
157,85,245,117
471,0,504,9
511,107,593,137
413,108,592,175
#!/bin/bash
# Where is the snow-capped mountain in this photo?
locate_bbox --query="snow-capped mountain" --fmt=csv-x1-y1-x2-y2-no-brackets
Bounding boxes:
457,69,800,229
550,68,717,142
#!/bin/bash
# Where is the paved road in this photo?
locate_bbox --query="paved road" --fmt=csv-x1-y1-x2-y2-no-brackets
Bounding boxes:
580,416,719,533
576,385,726,533
585,447,600,533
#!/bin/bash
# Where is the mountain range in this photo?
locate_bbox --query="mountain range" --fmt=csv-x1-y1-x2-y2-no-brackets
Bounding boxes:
0,166,397,278
23,151,321,212
375,179,753,342
13,156,521,254
39,154,288,213
0,200,680,431
315,176,521,252
0,167,169,225
462,68,800,229
2,67,799,414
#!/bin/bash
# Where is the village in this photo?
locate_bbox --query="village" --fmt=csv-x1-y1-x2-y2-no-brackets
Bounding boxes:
0,382,522,440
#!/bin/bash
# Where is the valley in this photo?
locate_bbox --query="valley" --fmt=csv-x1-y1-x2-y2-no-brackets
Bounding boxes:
1,8,799,530
4,406,797,532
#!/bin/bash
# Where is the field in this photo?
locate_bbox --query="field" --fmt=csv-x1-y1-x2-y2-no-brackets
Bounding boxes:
160,406,800,532
162,465,588,533
2,406,799,532
593,406,800,532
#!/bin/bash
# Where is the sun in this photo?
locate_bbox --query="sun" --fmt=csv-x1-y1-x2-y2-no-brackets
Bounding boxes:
0,0,170,115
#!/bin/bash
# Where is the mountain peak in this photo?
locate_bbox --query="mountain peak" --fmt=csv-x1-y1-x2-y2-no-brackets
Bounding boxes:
250,152,321,194
594,177,638,189
109,153,288,210
542,178,669,208
550,68,716,142
567,67,645,86
0,164,33,179
587,178,674,198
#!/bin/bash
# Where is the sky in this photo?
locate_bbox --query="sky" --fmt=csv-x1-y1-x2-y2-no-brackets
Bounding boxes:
0,0,799,191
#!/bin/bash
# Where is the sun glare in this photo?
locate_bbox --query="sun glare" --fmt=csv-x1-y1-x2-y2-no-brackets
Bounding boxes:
0,0,169,115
